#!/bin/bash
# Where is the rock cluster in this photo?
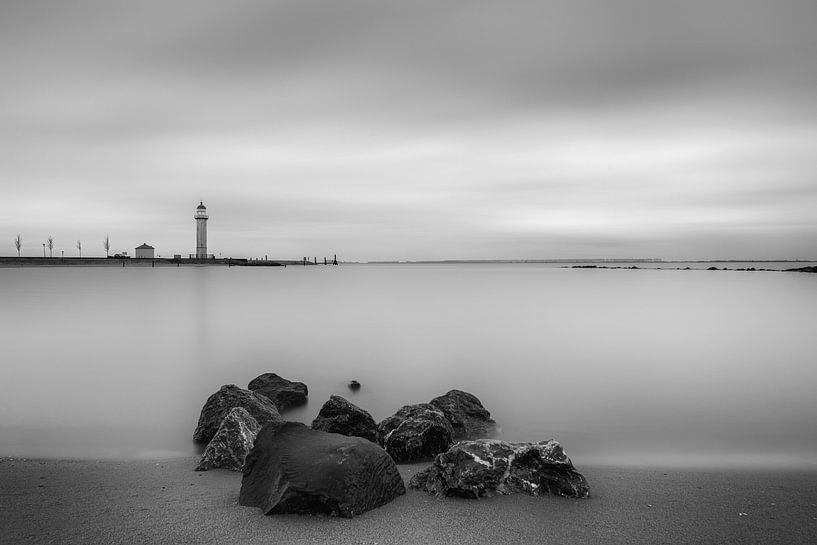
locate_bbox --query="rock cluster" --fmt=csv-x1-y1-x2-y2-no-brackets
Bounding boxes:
310,395,378,443
239,422,405,517
376,389,496,463
248,373,308,411
191,379,589,511
193,375,309,472
193,384,281,444
195,407,261,471
410,439,590,499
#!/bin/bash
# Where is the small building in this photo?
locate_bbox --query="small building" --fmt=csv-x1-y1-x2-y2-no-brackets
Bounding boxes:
135,243,155,259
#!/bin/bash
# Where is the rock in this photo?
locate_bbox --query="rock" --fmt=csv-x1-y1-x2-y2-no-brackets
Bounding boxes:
429,389,496,440
195,407,260,471
247,373,308,411
348,380,361,391
377,403,454,463
193,384,281,444
239,422,405,517
410,439,590,499
311,395,378,442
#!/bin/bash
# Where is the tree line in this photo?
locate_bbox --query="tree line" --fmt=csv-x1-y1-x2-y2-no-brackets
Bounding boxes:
11,234,111,258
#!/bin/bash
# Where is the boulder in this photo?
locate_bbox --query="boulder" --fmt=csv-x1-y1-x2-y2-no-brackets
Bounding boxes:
410,439,590,499
193,384,281,444
377,403,454,463
429,389,496,440
248,373,308,411
311,395,378,442
239,422,405,517
348,380,361,391
195,407,260,471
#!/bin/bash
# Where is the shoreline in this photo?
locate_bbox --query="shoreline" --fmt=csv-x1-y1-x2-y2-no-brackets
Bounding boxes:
2,256,816,272
2,456,815,544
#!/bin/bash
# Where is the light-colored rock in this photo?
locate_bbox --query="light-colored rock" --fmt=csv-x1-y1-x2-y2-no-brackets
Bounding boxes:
410,439,590,499
195,407,260,471
193,384,281,444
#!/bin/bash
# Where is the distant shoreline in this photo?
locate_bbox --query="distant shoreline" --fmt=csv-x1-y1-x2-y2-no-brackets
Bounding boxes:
366,259,816,264
2,257,816,272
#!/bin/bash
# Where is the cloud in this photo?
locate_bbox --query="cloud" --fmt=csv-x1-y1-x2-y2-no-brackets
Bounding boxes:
1,1,816,259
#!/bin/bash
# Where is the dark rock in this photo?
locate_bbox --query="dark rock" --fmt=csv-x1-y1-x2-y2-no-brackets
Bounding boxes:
429,389,496,440
410,439,590,499
248,373,308,411
311,395,378,442
239,422,405,517
195,407,260,471
193,384,282,444
707,266,719,270
786,266,817,273
348,380,361,391
377,403,454,463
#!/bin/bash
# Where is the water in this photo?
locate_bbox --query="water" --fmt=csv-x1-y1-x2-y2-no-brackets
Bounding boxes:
2,263,816,468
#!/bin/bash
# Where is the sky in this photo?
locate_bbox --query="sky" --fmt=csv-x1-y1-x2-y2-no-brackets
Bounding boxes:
1,0,816,261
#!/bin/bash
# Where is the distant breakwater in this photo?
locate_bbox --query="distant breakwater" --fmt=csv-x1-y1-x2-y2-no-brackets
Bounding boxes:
0,257,295,267
566,264,817,273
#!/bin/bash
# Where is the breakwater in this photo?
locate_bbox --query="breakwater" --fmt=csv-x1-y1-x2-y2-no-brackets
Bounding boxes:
0,257,292,267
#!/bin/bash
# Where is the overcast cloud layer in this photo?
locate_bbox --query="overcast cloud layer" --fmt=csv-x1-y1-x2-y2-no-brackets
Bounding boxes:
1,0,816,260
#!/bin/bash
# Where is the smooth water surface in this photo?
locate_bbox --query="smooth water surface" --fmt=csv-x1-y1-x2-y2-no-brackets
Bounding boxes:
1,263,816,467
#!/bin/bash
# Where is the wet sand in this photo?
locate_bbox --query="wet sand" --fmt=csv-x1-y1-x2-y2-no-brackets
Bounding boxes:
2,457,816,544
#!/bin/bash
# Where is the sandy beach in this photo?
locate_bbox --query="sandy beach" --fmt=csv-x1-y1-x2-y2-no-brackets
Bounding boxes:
2,457,815,544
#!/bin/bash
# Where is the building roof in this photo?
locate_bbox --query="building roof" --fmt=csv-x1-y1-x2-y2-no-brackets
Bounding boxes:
196,201,206,209
135,243,154,249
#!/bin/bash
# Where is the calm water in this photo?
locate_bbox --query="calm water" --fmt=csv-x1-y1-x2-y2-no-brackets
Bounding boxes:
2,263,816,468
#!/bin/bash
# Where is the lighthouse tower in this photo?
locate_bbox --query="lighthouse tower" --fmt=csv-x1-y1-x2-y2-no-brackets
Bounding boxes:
195,201,208,259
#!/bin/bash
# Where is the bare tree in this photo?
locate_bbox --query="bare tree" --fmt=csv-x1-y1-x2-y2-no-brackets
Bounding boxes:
103,235,110,258
14,234,22,257
76,240,82,258
47,236,54,258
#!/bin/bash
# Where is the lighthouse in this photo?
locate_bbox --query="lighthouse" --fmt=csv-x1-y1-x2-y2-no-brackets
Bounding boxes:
195,201,208,259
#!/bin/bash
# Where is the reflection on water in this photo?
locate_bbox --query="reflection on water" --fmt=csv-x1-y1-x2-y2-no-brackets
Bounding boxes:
1,264,816,467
